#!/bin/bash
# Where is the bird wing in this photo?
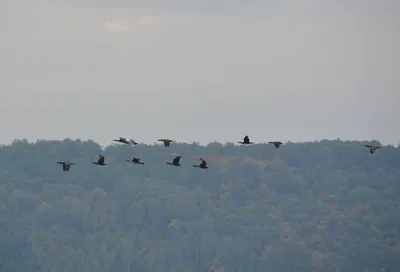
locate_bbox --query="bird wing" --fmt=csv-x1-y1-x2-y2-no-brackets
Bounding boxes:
200,159,207,167
98,156,105,164
157,139,169,146
173,156,181,164
365,145,372,148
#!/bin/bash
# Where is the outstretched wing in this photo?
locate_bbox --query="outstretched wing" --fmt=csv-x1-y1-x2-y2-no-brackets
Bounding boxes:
275,142,282,148
158,139,172,146
200,159,207,168
173,156,181,164
98,156,105,164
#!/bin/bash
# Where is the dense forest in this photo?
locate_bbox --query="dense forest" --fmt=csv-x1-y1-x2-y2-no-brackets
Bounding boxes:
0,138,399,272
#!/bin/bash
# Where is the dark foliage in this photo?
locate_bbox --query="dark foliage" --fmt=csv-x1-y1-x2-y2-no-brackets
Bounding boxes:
0,138,399,272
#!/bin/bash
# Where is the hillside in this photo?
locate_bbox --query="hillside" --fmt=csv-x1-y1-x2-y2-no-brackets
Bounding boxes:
0,138,399,272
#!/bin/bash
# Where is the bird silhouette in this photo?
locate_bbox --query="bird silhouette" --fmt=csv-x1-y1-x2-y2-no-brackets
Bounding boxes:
113,137,138,146
113,137,129,144
193,158,208,169
92,154,107,165
365,145,381,154
238,135,253,145
57,161,74,172
158,139,173,147
268,141,283,149
126,157,145,165
166,155,182,166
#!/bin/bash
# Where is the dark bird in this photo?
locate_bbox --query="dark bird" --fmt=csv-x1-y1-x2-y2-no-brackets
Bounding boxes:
92,154,107,165
113,137,129,144
126,157,144,165
113,137,138,146
365,145,381,154
193,158,208,169
166,155,182,166
57,161,74,172
158,139,173,147
269,141,283,149
238,135,253,145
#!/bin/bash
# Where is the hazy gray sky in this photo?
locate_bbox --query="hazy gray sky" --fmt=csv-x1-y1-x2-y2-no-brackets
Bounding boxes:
1,0,399,147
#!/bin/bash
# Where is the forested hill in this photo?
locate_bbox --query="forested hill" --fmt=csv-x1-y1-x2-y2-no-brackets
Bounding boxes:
0,138,399,272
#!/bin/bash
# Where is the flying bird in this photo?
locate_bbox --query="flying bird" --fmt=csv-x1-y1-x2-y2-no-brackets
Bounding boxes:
57,161,75,172
126,157,144,165
269,141,283,149
158,139,173,147
92,154,107,165
193,158,208,169
365,145,381,154
166,155,182,166
113,137,138,146
238,135,253,145
113,137,129,144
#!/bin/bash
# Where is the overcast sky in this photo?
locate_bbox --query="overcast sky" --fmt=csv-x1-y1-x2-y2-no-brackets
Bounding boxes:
1,0,399,147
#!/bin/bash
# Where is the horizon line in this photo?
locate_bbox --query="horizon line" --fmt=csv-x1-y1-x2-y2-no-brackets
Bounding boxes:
1,137,396,148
